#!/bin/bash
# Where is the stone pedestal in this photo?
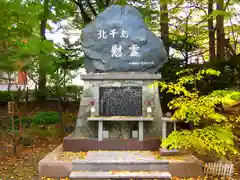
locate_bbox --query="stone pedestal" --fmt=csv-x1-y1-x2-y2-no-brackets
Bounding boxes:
74,72,163,141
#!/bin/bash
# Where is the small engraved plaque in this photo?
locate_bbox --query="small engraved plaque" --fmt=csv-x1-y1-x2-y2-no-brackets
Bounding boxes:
99,87,142,116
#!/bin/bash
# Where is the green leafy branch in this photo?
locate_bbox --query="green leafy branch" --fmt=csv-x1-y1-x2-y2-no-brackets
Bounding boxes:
154,68,240,158
168,93,226,125
150,69,224,125
161,124,238,157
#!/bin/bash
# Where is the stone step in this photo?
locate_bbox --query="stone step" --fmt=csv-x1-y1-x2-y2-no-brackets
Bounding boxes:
69,170,172,179
72,159,169,171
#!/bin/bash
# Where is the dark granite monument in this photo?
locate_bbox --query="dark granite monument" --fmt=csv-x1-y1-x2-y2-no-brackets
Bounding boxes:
82,5,168,73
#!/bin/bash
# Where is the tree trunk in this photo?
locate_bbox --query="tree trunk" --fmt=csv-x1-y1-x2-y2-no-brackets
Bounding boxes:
7,72,11,91
38,0,49,102
11,116,17,156
208,0,216,63
63,70,66,102
160,1,169,56
86,0,97,16
185,50,189,67
184,14,190,67
57,93,64,135
56,70,64,135
216,0,225,61
105,0,111,6
75,0,92,24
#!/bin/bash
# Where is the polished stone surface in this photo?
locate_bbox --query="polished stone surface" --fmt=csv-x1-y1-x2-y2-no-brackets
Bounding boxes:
99,87,142,116
82,5,168,73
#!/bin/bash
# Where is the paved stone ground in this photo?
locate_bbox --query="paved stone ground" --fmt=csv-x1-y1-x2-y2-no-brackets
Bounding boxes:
84,151,195,162
39,146,203,178
85,151,158,162
70,151,172,179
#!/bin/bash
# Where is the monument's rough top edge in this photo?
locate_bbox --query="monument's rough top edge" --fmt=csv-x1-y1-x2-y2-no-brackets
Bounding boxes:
82,4,168,74
80,72,161,80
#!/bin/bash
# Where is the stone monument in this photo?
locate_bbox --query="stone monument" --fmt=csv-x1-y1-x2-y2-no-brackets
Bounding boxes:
63,4,168,151
83,5,167,73
39,5,203,179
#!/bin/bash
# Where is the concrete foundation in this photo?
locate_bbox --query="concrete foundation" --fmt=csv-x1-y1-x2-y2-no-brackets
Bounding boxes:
39,144,203,179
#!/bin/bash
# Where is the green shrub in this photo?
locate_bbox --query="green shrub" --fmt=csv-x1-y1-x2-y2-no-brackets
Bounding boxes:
15,116,34,127
33,111,60,125
23,124,62,137
161,124,238,157
14,112,60,127
0,91,19,101
152,68,239,159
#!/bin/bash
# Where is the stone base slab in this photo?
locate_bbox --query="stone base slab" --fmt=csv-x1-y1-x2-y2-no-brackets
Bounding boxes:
63,135,160,151
38,145,72,178
69,171,171,179
39,145,203,179
167,155,203,178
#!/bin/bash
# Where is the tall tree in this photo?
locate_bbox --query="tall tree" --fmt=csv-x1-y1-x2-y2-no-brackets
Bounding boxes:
0,0,39,73
71,0,126,25
71,0,92,24
160,0,169,56
216,0,225,61
38,0,50,101
36,0,75,101
208,0,215,63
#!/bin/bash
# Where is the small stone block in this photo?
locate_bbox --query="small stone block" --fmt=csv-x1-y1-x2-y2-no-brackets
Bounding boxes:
98,121,103,141
132,130,138,138
159,148,184,156
103,130,109,139
138,121,144,141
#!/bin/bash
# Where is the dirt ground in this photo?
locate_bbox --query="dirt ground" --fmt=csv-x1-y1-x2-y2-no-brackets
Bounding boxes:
0,130,239,180
0,101,78,180
0,101,239,179
0,130,62,180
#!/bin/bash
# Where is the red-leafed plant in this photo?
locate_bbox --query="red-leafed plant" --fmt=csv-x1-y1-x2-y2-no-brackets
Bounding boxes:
89,100,95,106
144,99,154,106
